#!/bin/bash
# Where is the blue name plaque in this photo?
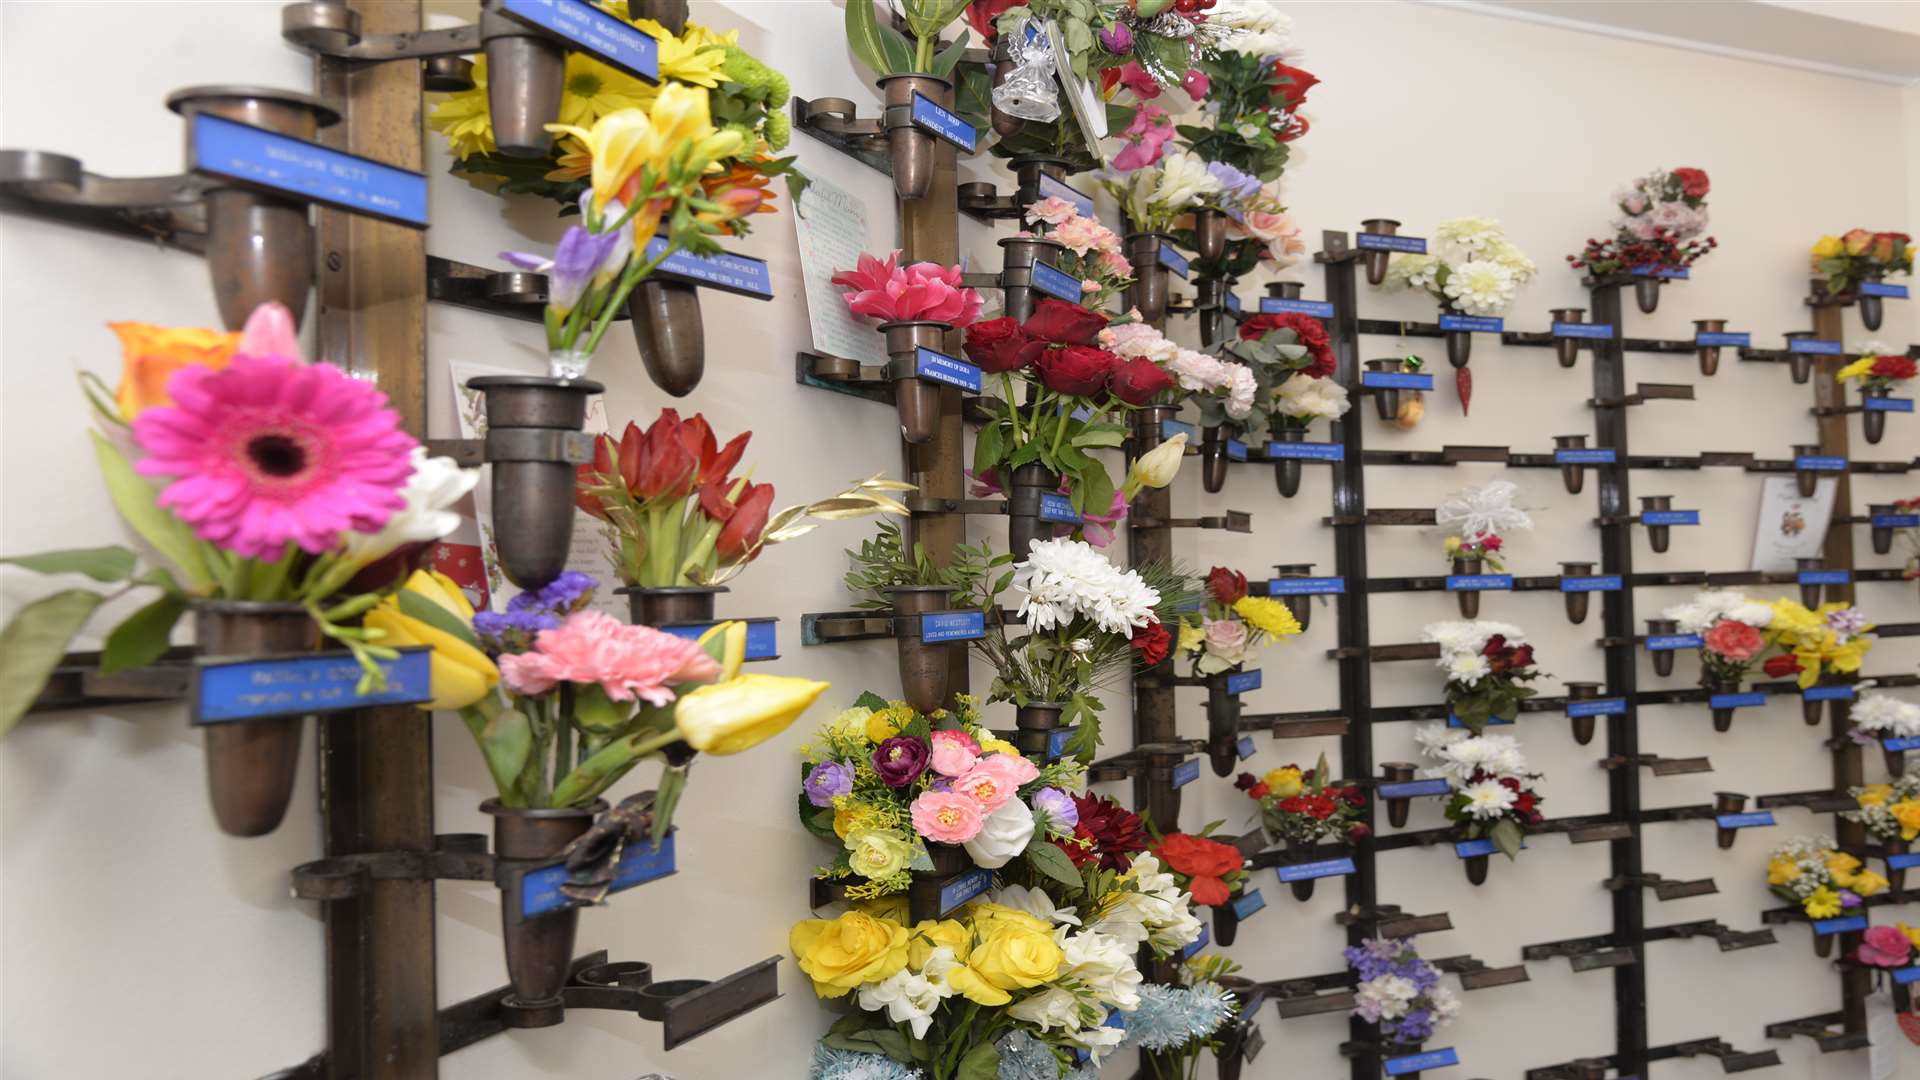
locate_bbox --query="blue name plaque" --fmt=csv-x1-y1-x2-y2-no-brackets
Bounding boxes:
1641,510,1700,527
1801,684,1854,702
1865,397,1914,412
1567,697,1628,718
1871,513,1920,528
1047,726,1080,760
1260,297,1335,318
1561,575,1622,592
194,647,431,724
1446,574,1513,591
1797,569,1851,586
1439,314,1503,333
913,346,982,392
1859,281,1909,298
1266,440,1344,461
1225,290,1241,315
1632,265,1690,279
1161,418,1198,440
919,610,985,643
1277,857,1356,883
1362,371,1434,391
1378,779,1452,799
1356,233,1426,254
1889,851,1920,870
1795,455,1848,471
1180,922,1211,959
1884,736,1920,752
1553,322,1613,339
1695,331,1750,347
1812,915,1870,936
1036,173,1094,218
521,831,676,918
1646,634,1703,650
502,0,658,81
1455,839,1513,858
189,113,429,227
1267,576,1344,595
1448,712,1513,728
1715,811,1776,829
1228,888,1266,920
1385,1048,1458,1075
1226,670,1263,695
1237,735,1257,760
1894,965,1920,985
1030,260,1083,303
1037,492,1081,524
644,237,775,298
1788,338,1843,355
1159,243,1190,278
910,92,976,151
1709,692,1767,710
939,868,995,914
1173,758,1202,788
660,619,778,660
1556,448,1617,464
1226,439,1249,462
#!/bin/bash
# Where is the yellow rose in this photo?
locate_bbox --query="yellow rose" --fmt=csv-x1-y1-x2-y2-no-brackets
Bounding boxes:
1766,858,1802,885
845,826,913,880
979,736,1021,757
675,673,829,755
1843,228,1873,255
909,919,973,968
831,706,874,741
1857,784,1893,808
1264,766,1304,799
967,925,1063,991
855,895,911,925
965,901,1053,939
1443,535,1463,554
1826,852,1862,887
1852,869,1890,897
1803,886,1842,919
1891,800,1920,841
789,910,910,998
1811,235,1844,259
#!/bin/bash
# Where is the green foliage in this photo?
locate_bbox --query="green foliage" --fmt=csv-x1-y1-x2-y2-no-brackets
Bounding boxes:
0,590,106,738
0,546,137,583
1025,833,1084,889
845,0,916,76
1489,818,1524,860
843,520,993,609
100,592,187,675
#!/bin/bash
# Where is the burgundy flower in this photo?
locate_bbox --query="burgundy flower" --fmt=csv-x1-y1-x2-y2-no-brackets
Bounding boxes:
1035,345,1120,397
1062,793,1148,870
1024,298,1108,346
1238,311,1335,377
964,316,1046,373
1234,772,1259,791
871,735,930,787
1206,566,1249,604
1671,167,1710,199
1109,355,1174,405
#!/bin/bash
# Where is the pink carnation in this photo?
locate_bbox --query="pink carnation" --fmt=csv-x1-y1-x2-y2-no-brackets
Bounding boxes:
496,610,720,705
912,790,986,843
1702,619,1763,663
1053,215,1119,257
1112,105,1173,172
1025,196,1077,227
929,729,981,776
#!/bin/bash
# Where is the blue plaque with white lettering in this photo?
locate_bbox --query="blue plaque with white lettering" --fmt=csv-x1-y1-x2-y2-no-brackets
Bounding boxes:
1226,439,1248,461
1641,510,1700,527
1872,514,1920,528
1362,371,1435,391
1454,839,1504,858
1864,396,1914,412
1555,448,1617,464
1267,576,1344,595
1047,726,1079,760
910,92,976,151
1385,1048,1458,1075
939,868,994,914
1446,574,1513,591
1694,331,1750,347
1356,233,1427,254
1788,338,1843,355
1159,243,1190,278
1173,759,1202,788
1885,736,1920,752
189,113,428,227
1447,712,1512,729
1037,492,1081,524
660,619,778,660
193,647,432,724
521,831,675,918
1379,779,1452,799
1260,297,1335,318
1709,692,1767,710
1715,811,1776,829
1277,857,1356,883
1646,634,1703,651
1894,965,1920,985
1561,575,1622,592
1161,418,1198,440
1266,440,1344,461
1631,265,1690,279
1889,852,1920,870
1553,322,1614,339
1567,698,1627,718
1030,260,1083,303
1225,290,1241,315
1801,684,1854,702
502,0,658,81
1859,281,1909,298
1439,314,1503,333
1797,569,1851,586
1228,888,1266,920
919,610,985,643
1180,922,1211,959
913,346,982,392
643,237,774,298
1795,455,1847,471
1036,173,1094,218
1812,915,1869,936
1236,735,1256,760
1226,670,1263,695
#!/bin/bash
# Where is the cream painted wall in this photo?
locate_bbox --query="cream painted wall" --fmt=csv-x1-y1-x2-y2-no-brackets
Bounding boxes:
2,2,1917,1079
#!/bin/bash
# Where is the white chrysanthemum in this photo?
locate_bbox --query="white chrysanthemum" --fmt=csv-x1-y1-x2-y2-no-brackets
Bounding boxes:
1430,985,1462,1022
1853,339,1896,357
1014,538,1161,633
1728,602,1774,628
1442,258,1518,317
1414,723,1467,754
1210,0,1297,57
1459,779,1518,818
1275,374,1350,420
1435,481,1532,541
1447,652,1491,686
1421,619,1489,656
1385,252,1442,292
1436,216,1505,257
1854,694,1920,736
1485,237,1536,282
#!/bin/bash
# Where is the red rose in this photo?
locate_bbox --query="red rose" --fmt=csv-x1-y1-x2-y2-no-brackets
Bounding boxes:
1278,796,1307,814
1249,783,1271,799
1482,634,1506,657
1130,620,1171,666
964,0,1024,39
1671,167,1710,199
1507,644,1535,670
964,316,1046,373
1206,566,1249,604
1270,63,1319,110
1342,786,1366,808
1871,355,1916,381
1023,298,1108,346
1035,345,1120,396
1479,534,1503,552
1238,312,1335,377
1764,654,1802,678
1234,772,1258,791
1109,354,1175,405
1304,795,1336,820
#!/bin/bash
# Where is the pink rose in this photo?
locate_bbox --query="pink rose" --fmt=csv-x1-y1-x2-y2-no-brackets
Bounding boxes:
1181,68,1210,100
911,790,985,843
953,765,1017,812
1203,617,1249,664
1857,925,1913,967
1703,619,1763,663
929,729,981,776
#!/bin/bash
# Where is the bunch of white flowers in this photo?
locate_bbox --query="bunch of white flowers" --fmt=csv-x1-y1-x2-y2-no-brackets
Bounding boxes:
1853,693,1920,738
1416,725,1533,784
1209,0,1298,58
1382,218,1535,317
1386,252,1443,292
1014,538,1162,635
1105,151,1224,235
1435,480,1532,541
1421,619,1526,687
1660,589,1774,635
1273,374,1351,421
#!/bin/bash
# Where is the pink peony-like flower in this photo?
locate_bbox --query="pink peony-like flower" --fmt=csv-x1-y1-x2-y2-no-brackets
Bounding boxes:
912,789,986,843
1025,196,1077,228
133,353,418,559
1235,209,1306,268
831,251,982,327
952,765,1017,812
975,748,1041,790
496,609,721,705
1857,925,1913,967
1703,619,1764,662
929,729,981,776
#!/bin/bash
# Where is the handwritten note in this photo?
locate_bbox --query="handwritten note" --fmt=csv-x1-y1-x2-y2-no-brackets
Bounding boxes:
791,173,887,366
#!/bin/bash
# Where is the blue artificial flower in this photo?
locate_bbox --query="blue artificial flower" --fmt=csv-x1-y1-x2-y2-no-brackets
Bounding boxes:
996,1031,1064,1080
810,1045,924,1080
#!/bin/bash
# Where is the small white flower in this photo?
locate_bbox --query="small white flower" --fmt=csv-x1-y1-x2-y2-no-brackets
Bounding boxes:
1447,652,1491,685
337,448,478,569
1435,482,1533,541
1854,693,1920,736
1443,259,1518,317
1459,779,1517,818
1070,637,1094,655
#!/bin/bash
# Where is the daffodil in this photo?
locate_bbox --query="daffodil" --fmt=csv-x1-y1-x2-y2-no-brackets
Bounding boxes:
1803,886,1843,919
364,569,500,710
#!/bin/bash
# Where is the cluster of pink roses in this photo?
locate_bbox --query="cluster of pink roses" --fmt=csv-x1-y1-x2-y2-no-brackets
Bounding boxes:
1231,201,1307,269
832,250,983,326
498,609,721,704
1025,197,1129,273
908,730,1040,844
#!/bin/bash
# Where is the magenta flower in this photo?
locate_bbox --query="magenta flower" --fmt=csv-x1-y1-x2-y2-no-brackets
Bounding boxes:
1116,61,1160,101
1856,925,1913,967
872,735,930,787
496,609,720,704
1098,22,1133,54
1058,485,1128,547
1111,105,1173,172
831,250,982,326
132,354,417,559
1181,68,1210,101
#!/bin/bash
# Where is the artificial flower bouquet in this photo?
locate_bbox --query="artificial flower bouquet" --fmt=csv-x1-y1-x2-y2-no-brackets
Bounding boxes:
1892,496,1920,583
1810,229,1913,296
1837,352,1917,394
1419,620,1541,734
1851,693,1920,749
799,693,1088,899
575,407,909,589
1228,309,1337,432
1022,196,1134,309
1382,217,1536,318
1173,567,1302,675
1346,937,1460,1048
1766,835,1888,919
1762,598,1875,690
1661,589,1774,693
1567,166,1717,277
1238,755,1368,847
1183,18,1316,185
1214,184,1307,275
1843,765,1920,848
834,251,984,329
1435,480,1532,574
1102,151,1224,235
1417,726,1543,859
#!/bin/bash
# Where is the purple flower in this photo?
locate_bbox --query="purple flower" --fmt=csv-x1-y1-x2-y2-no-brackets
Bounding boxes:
1032,787,1079,833
473,608,561,655
804,761,854,807
1098,22,1133,54
508,571,598,618
1205,161,1262,206
1841,890,1863,908
871,736,930,787
500,194,630,318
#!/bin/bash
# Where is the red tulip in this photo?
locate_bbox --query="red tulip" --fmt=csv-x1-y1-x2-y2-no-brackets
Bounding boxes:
717,481,775,562
633,410,699,500
1206,566,1248,604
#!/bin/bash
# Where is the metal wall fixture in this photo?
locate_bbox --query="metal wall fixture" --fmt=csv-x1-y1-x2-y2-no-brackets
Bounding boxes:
1362,357,1411,421
1357,218,1399,284
1190,207,1228,261
1558,563,1597,625
1562,682,1603,745
1712,792,1749,850
1123,231,1172,324
994,232,1067,324
1638,495,1677,553
462,376,602,590
1781,331,1821,384
1550,308,1586,368
1790,443,1826,497
1553,434,1592,494
1269,564,1319,631
1692,318,1728,375
1868,504,1899,554
957,154,1072,221
1644,619,1679,677
1810,274,1878,330
889,586,962,713
791,74,966,201
1632,273,1663,314
1193,277,1232,350
195,600,326,837
880,320,960,444
1198,422,1237,494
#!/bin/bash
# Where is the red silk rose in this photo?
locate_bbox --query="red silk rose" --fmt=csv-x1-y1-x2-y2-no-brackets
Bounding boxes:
964,316,1046,373
1763,654,1802,678
1024,298,1108,346
1110,355,1175,405
1239,311,1335,377
1206,566,1249,604
1671,167,1710,199
1035,345,1120,396
1270,63,1319,110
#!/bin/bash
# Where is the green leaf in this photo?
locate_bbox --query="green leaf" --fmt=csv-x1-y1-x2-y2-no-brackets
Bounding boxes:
0,589,106,738
1490,818,1524,860
929,28,971,78
855,690,892,711
1026,839,1083,889
90,431,213,590
844,0,889,76
1071,426,1127,449
462,703,534,807
867,1028,914,1063
956,1041,1001,1080
877,20,915,75
397,590,483,651
0,546,137,583
100,592,187,674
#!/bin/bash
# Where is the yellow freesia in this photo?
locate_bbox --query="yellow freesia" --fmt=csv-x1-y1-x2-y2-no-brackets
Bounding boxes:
1891,799,1920,841
1767,598,1823,641
1803,886,1842,919
1234,596,1303,640
364,570,499,710
1857,784,1893,808
1767,858,1802,885
546,107,656,212
674,672,828,755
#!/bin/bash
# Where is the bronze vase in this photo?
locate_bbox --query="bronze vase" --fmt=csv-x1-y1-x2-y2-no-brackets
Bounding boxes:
1559,562,1595,625
1451,557,1483,618
1271,426,1305,498
1200,424,1231,494
1006,462,1061,560
1634,276,1661,314
627,280,704,398
195,600,321,837
485,799,604,1008
1692,318,1726,376
1014,702,1067,760
1564,682,1602,745
620,585,722,628
1124,232,1170,324
1464,852,1491,886
889,585,957,714
876,74,950,200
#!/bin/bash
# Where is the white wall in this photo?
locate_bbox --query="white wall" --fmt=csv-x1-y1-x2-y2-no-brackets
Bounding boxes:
2,2,1917,1078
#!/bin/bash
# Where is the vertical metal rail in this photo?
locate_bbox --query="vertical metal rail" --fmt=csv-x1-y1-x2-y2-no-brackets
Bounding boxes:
1591,282,1649,1077
310,3,438,1076
1130,283,1179,830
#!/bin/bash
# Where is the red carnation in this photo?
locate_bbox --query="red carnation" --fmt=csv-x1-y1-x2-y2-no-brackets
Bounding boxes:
1250,782,1271,799
1871,355,1916,381
1671,167,1710,199
964,316,1046,373
1342,786,1366,808
1764,654,1803,678
1479,534,1503,552
1110,354,1175,405
1514,792,1539,814
1348,822,1372,841
1035,345,1120,396
1023,298,1108,346
1206,566,1249,604
1130,620,1171,666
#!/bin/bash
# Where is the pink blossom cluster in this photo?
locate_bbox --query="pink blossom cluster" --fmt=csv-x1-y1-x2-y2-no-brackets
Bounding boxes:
498,609,721,705
1230,206,1307,268
832,250,983,326
1024,197,1129,272
1113,104,1175,172
909,731,1041,843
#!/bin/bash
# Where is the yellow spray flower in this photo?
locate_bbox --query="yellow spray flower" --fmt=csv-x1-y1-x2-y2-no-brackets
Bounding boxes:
628,18,730,86
979,736,1021,757
865,705,910,743
1234,596,1303,640
1803,886,1843,919
1857,784,1893,808
1264,766,1304,798
1891,799,1920,841
831,706,875,742
1443,536,1462,554
1837,357,1876,382
546,107,658,212
1177,621,1206,656
1767,858,1803,886
558,53,658,129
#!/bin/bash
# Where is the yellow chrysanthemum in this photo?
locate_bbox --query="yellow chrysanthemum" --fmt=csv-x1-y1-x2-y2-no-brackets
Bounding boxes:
557,53,659,130
1857,784,1893,808
1233,596,1303,640
1177,622,1206,656
628,17,731,86
1803,886,1843,919
1767,858,1802,885
427,58,496,158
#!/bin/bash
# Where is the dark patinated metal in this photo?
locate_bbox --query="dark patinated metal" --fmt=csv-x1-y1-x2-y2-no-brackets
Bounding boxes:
486,799,605,1010
194,600,320,837
1124,231,1171,324
889,586,958,713
621,584,723,628
478,0,564,157
1357,218,1398,285
468,375,601,591
629,280,705,397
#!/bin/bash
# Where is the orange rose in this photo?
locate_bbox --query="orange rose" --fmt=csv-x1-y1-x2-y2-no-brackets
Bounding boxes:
1155,832,1244,907
109,321,239,420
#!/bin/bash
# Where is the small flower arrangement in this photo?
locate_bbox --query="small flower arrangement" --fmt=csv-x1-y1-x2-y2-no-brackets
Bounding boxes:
1173,566,1303,675
1184,16,1316,184
1153,830,1250,906
1850,693,1920,746
1855,925,1920,969
1346,937,1460,1045
1102,150,1224,235
1165,344,1258,430
1417,726,1544,858
1420,620,1541,733
833,250,984,326
1661,590,1775,689
576,409,909,588
1382,217,1537,318
841,519,995,610
1767,835,1889,919
1228,309,1342,437
1762,598,1875,689
1023,197,1133,308
1837,352,1917,394
1435,480,1532,572
1842,765,1920,845
1811,229,1913,296
1568,166,1716,276
1238,754,1368,847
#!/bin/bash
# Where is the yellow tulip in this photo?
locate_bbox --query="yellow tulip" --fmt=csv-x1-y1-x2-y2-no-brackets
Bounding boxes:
364,570,499,710
1852,869,1890,897
674,672,828,754
696,619,747,682
547,107,655,212
1837,357,1875,382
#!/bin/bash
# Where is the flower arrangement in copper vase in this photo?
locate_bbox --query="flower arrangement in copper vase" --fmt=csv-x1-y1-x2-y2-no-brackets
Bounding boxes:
1420,620,1542,734
1568,167,1717,277
1416,726,1544,859
1022,196,1134,307
1239,755,1368,847
1661,589,1775,691
1172,566,1302,675
1767,835,1888,919
1811,229,1912,295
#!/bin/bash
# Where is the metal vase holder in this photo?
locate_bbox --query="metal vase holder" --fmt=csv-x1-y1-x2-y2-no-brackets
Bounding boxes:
881,320,956,445
1358,218,1399,285
195,600,322,837
1464,850,1491,886
889,586,959,714
1195,276,1230,349
1451,557,1483,618
628,279,705,398
1272,425,1306,498
485,799,603,1011
1442,307,1473,369
1564,682,1603,745
1554,434,1589,494
1365,358,1408,422
1640,496,1674,553
1284,836,1319,901
1006,461,1061,560
1796,558,1828,607
477,0,564,156
621,585,723,628
997,234,1065,326
1693,318,1727,376
1869,504,1896,554
1200,423,1233,494
1205,672,1244,777
1645,618,1678,677
1633,276,1662,314
875,74,950,201
1272,564,1315,631
1703,674,1742,733
1014,702,1066,760
1792,443,1823,497
1380,762,1416,829
1714,792,1748,850
1551,308,1585,368
1560,562,1595,625
1861,387,1890,445
1192,207,1228,261
466,376,603,590
1124,231,1171,324
1783,332,1818,384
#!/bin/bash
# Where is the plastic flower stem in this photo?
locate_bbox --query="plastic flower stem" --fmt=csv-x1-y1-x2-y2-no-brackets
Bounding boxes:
1001,373,1023,448
554,683,573,790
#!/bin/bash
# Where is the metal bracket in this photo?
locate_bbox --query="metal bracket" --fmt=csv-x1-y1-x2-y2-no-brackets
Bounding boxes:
1337,905,1453,939
290,833,495,899
1764,1013,1870,1053
1432,955,1532,990
494,955,781,1050
1663,1038,1782,1073
791,96,892,175
0,149,209,249
27,647,195,715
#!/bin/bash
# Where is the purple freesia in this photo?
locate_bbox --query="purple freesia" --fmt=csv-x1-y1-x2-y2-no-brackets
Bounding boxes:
508,570,598,617
473,608,561,655
805,760,855,807
500,194,629,318
1205,161,1262,206
1031,787,1079,834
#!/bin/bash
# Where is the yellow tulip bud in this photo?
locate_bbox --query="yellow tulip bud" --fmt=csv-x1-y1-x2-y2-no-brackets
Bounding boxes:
696,619,747,682
675,673,828,755
1126,433,1187,494
364,569,499,711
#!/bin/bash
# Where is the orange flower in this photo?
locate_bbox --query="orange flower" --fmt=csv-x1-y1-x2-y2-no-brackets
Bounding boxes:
109,322,239,420
699,162,779,235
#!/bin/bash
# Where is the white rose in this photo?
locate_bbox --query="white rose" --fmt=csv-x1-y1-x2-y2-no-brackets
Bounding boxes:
963,798,1035,869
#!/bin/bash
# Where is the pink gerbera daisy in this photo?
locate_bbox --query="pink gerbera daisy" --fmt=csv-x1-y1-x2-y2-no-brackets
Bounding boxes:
132,353,418,559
